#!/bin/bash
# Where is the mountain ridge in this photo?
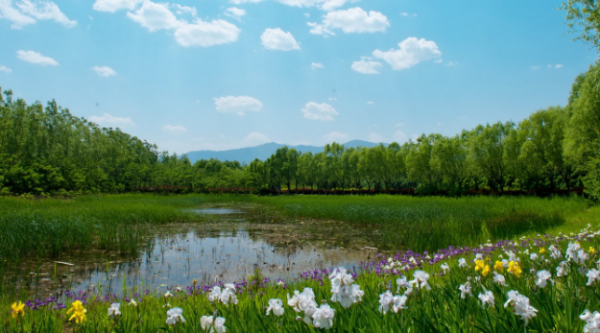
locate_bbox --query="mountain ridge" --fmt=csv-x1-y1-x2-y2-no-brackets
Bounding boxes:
184,140,384,164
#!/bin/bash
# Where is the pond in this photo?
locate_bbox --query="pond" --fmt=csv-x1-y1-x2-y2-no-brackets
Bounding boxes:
2,206,380,297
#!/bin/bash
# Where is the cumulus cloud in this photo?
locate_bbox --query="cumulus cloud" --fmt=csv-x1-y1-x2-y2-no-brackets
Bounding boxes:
241,132,270,145
1,0,76,29
367,101,374,105
261,28,300,51
126,1,182,31
89,113,135,127
16,50,58,66
101,0,239,48
351,57,382,74
311,62,324,69
172,4,195,16
230,0,264,3
163,124,187,134
555,64,563,69
324,131,348,141
393,130,408,143
309,7,389,36
174,19,240,47
225,7,245,20
91,66,117,77
0,65,11,73
92,0,143,12
372,37,441,71
214,96,263,115
302,102,338,121
319,0,348,11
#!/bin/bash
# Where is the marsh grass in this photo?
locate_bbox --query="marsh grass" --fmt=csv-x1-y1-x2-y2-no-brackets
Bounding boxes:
0,194,592,262
0,195,223,261
241,195,590,252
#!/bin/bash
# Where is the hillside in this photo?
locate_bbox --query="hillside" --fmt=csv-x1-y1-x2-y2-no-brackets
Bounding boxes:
184,140,383,164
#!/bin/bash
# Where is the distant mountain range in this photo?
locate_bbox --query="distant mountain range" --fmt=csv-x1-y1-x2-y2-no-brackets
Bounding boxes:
184,140,383,164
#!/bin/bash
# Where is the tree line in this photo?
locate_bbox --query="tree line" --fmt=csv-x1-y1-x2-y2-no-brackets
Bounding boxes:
1,60,599,197
3,0,600,197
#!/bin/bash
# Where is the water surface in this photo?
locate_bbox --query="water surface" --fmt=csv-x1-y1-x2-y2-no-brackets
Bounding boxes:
2,206,379,297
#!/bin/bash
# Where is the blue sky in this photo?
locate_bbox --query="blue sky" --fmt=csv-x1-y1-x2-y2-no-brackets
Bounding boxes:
0,0,597,153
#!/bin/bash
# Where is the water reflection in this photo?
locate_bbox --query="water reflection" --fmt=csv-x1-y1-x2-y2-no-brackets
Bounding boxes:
2,211,378,297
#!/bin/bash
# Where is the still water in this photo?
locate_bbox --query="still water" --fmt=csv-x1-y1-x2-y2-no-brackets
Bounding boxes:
4,208,378,297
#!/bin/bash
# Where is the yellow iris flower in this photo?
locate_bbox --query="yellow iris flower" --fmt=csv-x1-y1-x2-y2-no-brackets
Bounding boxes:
67,300,87,324
508,261,522,278
482,265,491,277
494,261,504,272
539,248,546,254
11,301,25,319
474,260,485,271
590,247,596,254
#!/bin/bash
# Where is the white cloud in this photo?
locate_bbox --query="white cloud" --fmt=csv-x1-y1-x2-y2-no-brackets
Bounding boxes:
445,61,459,67
328,97,337,101
393,130,408,143
373,37,441,71
319,0,348,11
1,0,76,29
275,0,323,7
261,28,300,51
310,7,389,35
367,101,374,105
163,124,187,134
368,133,383,143
92,0,142,12
174,19,240,47
304,12,310,18
16,50,58,66
0,65,11,73
400,12,408,16
351,57,382,74
307,21,334,36
395,123,404,127
119,0,240,47
230,0,264,3
434,58,443,64
555,64,563,69
91,66,117,77
172,4,196,16
241,132,270,145
311,62,324,69
225,7,245,20
126,1,182,31
89,113,135,127
324,131,348,142
214,96,263,115
302,102,338,121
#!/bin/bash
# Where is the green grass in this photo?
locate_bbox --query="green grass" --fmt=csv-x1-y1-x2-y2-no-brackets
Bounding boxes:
242,195,592,252
0,195,227,261
1,228,599,333
0,194,594,262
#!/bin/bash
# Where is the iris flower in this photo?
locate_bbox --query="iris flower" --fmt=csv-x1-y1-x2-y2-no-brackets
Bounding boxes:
312,304,335,329
67,300,87,324
11,301,24,319
508,261,522,277
478,291,494,307
266,299,284,316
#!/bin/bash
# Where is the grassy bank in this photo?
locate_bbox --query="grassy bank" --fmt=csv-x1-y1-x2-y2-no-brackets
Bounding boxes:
0,195,225,261
1,225,598,333
245,195,592,252
0,194,594,261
